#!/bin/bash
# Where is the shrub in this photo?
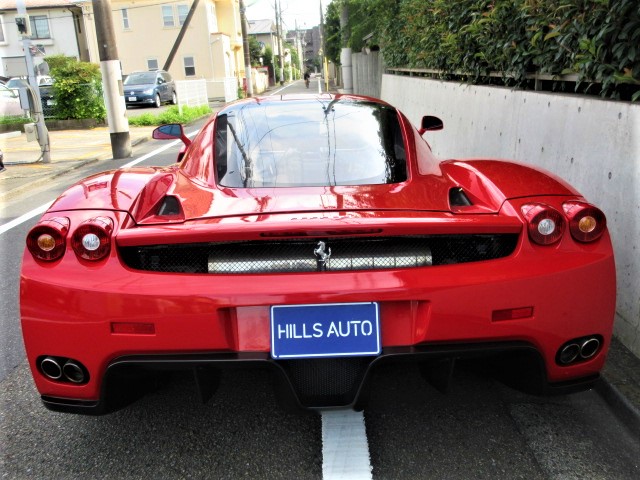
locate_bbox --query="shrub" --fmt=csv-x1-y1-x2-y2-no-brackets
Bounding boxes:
328,0,640,100
44,55,107,120
128,105,211,126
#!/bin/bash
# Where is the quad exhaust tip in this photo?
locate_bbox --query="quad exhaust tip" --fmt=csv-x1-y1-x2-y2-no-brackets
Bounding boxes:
557,336,602,366
38,356,89,384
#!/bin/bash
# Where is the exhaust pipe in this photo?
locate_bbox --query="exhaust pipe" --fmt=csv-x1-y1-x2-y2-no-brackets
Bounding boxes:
40,357,63,380
558,343,580,365
580,337,600,359
62,360,86,384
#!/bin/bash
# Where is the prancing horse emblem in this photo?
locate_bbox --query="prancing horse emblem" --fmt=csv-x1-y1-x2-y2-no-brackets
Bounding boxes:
314,241,331,271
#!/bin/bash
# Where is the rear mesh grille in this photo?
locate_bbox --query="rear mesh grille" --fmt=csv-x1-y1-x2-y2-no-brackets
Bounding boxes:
119,234,518,274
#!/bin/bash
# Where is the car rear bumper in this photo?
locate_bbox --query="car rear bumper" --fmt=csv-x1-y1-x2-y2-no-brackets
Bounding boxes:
39,343,601,415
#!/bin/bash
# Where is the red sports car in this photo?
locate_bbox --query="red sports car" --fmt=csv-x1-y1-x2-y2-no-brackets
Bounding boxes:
20,94,616,414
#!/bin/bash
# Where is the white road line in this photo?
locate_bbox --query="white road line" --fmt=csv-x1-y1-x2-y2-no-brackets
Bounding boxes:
0,202,53,236
322,410,373,480
268,82,297,96
0,131,198,235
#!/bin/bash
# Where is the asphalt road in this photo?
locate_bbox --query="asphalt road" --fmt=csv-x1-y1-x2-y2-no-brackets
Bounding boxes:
1,84,639,479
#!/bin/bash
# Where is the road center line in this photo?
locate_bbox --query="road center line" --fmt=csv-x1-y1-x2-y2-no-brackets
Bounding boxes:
322,410,373,480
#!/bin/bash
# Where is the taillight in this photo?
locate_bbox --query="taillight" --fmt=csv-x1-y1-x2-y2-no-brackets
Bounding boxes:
26,217,70,261
563,201,606,243
71,216,113,261
521,203,565,245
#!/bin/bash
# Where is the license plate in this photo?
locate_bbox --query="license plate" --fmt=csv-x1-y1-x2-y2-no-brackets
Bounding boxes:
128,96,136,101
270,302,380,359
46,100,55,106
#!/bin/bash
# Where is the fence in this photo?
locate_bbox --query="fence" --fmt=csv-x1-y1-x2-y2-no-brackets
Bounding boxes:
175,79,209,114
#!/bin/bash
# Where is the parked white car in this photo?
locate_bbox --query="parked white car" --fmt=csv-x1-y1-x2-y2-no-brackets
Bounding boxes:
0,84,24,117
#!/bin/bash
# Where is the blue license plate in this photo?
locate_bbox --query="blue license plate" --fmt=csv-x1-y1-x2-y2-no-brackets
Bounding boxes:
270,302,380,359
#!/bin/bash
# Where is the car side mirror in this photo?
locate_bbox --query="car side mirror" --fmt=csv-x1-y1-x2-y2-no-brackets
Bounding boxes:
418,115,443,135
152,124,192,156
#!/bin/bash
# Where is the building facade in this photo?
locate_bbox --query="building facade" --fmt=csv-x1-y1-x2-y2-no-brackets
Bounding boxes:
0,0,89,79
1,0,245,100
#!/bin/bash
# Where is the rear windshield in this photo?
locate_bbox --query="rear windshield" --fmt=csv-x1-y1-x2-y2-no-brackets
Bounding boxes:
214,99,407,187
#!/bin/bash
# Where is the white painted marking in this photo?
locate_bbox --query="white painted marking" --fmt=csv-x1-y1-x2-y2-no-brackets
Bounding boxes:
0,130,198,235
268,82,297,96
0,202,53,236
322,410,373,480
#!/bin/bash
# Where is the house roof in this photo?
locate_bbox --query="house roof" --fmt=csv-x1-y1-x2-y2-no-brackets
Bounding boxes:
0,0,84,10
248,19,275,35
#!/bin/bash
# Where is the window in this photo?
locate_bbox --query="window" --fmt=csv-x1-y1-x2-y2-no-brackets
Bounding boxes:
0,15,5,43
177,4,189,25
30,15,50,39
147,58,159,71
122,9,130,29
183,56,195,76
215,101,407,188
162,5,175,27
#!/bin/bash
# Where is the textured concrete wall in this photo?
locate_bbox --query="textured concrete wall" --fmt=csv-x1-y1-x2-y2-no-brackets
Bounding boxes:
381,74,640,357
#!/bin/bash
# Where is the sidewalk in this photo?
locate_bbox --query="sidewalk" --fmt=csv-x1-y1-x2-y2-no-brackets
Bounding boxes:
0,125,157,202
0,99,639,437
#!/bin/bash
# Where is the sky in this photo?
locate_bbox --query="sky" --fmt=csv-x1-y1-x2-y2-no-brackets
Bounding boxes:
245,0,334,32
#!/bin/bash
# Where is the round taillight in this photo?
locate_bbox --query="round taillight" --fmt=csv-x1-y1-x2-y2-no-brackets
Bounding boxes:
521,203,565,245
563,201,606,243
26,217,70,261
71,216,113,261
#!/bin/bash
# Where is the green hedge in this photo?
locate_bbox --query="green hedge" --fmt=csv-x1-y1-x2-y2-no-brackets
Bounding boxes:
45,55,107,120
328,0,640,100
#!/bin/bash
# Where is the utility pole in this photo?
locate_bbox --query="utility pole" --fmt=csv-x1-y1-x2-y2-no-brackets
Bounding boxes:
92,0,131,159
319,1,329,92
339,1,353,94
239,0,253,97
16,0,50,163
276,0,284,85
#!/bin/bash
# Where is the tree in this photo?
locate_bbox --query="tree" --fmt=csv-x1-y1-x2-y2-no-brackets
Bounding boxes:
248,36,263,66
45,55,106,120
325,1,341,65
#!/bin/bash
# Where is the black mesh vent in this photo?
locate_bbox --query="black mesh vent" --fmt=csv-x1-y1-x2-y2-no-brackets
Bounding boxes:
119,234,518,274
278,358,372,407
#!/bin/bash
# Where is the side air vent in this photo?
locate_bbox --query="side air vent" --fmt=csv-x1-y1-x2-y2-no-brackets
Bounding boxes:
449,187,472,207
157,196,182,216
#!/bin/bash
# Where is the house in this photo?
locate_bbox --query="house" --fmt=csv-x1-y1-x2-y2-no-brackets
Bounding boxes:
247,18,280,84
110,0,245,100
0,0,90,79
1,0,246,101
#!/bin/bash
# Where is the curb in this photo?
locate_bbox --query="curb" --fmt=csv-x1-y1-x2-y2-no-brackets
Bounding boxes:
0,157,100,204
0,135,151,204
596,377,640,437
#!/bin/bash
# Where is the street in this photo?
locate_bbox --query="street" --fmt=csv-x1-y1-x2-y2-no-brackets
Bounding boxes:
1,80,639,479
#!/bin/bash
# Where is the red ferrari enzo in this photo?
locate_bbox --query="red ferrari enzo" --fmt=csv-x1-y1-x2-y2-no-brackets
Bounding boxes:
20,94,616,414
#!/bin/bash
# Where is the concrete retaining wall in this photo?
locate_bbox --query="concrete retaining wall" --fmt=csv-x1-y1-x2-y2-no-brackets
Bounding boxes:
380,74,640,357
